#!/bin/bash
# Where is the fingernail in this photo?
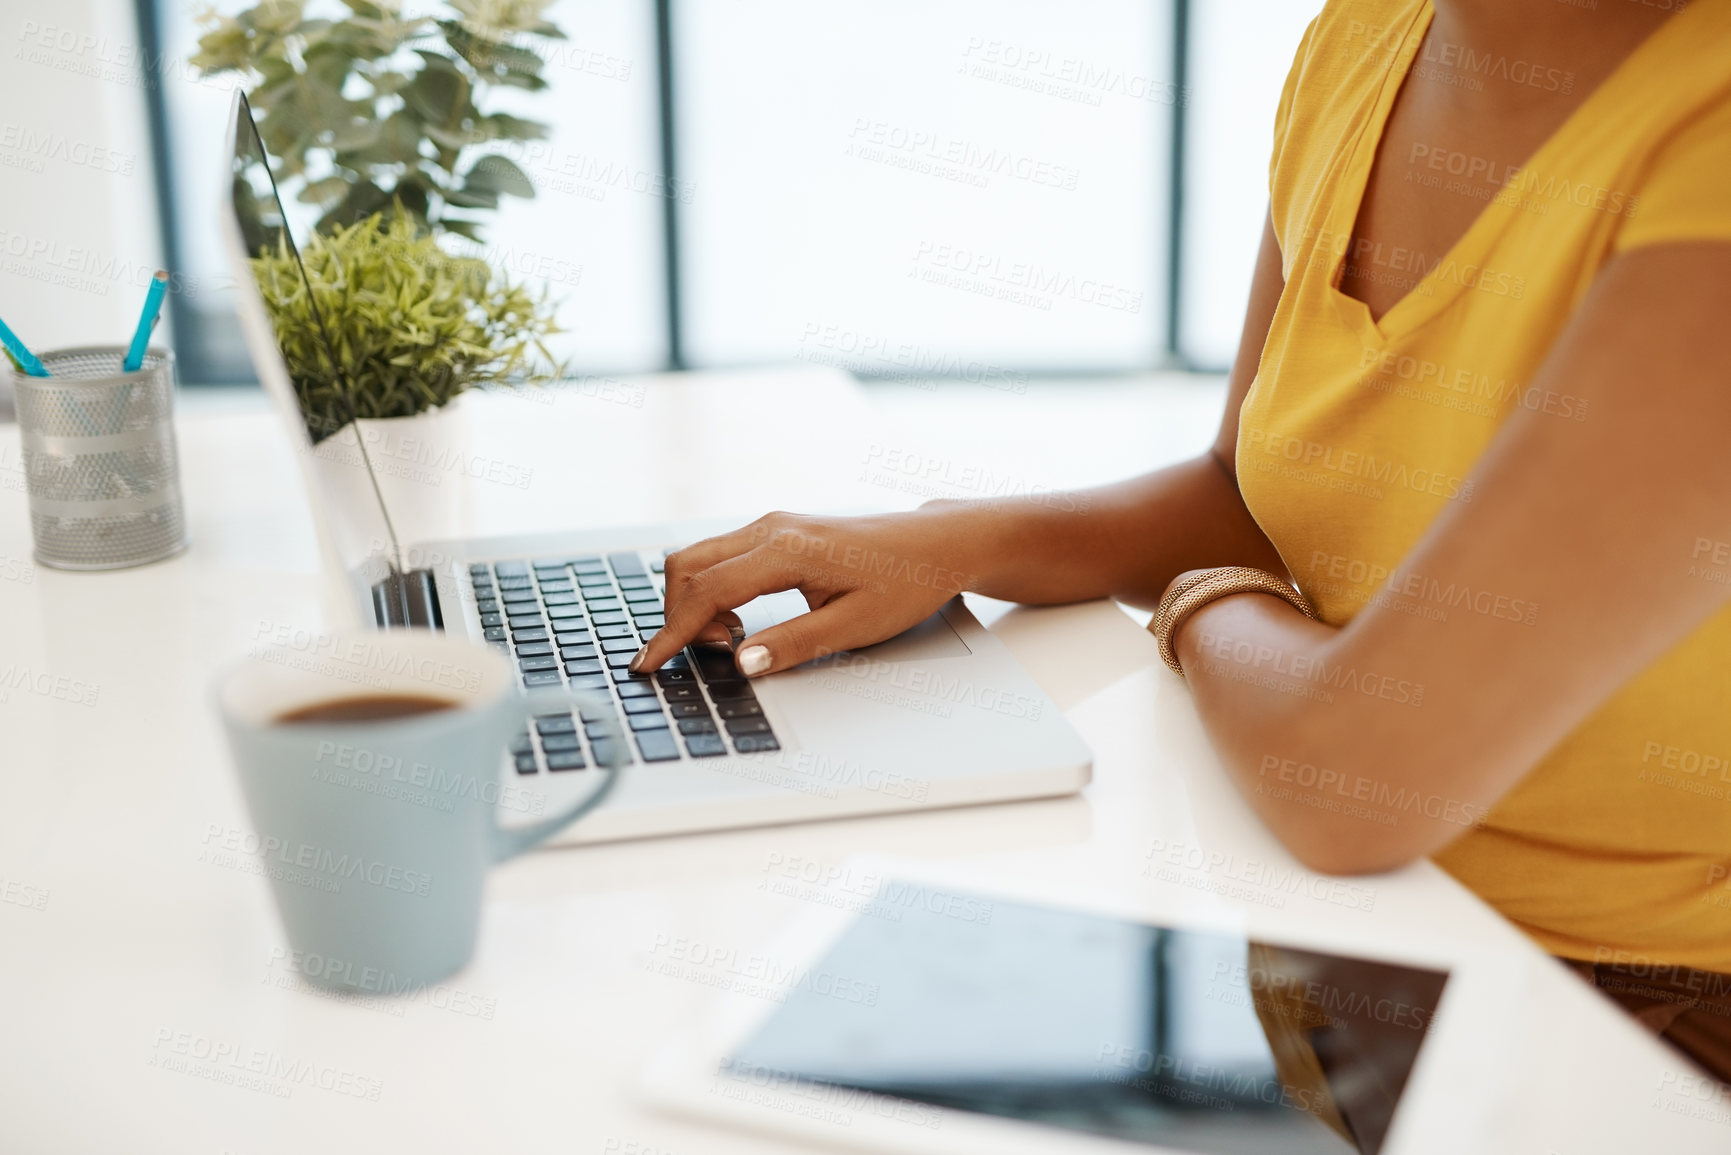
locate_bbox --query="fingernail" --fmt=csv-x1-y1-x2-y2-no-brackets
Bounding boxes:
737,645,771,677
628,645,649,674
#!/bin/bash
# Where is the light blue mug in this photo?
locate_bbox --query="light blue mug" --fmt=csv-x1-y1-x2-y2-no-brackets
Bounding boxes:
214,629,623,993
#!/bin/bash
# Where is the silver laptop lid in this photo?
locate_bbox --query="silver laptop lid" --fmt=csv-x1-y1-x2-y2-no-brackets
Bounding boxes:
219,90,424,628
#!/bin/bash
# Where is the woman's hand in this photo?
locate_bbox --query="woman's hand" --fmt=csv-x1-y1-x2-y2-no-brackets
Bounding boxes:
632,505,988,678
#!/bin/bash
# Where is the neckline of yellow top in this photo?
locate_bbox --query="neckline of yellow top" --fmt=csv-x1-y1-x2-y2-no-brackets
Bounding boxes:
1321,0,1714,347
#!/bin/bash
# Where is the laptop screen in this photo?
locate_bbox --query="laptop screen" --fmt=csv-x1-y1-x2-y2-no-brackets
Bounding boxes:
227,93,431,621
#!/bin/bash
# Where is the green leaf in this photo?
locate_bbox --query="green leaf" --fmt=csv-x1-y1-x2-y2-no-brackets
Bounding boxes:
477,112,549,143
402,58,469,125
298,175,351,206
444,185,500,210
463,155,535,198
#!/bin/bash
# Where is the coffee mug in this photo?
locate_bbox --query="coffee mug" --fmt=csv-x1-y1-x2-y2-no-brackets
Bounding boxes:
214,629,624,993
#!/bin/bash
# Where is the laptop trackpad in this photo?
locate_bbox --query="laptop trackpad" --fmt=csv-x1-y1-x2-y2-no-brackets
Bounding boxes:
738,593,972,663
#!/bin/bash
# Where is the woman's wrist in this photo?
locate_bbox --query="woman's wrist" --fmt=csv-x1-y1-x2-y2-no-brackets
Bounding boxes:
915,497,1010,593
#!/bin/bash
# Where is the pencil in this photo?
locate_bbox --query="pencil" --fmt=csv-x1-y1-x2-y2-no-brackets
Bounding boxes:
123,270,170,373
0,313,49,377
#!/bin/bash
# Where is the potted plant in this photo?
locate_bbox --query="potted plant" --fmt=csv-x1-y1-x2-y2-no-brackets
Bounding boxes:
194,0,571,524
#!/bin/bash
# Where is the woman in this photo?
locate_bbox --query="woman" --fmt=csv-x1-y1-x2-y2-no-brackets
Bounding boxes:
636,0,1731,1078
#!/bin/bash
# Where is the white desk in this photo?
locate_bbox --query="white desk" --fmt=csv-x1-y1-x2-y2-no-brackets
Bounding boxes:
0,367,1723,1154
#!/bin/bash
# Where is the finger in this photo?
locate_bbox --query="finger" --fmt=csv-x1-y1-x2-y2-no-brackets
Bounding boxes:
662,515,784,603
692,610,743,648
733,596,904,678
634,553,800,672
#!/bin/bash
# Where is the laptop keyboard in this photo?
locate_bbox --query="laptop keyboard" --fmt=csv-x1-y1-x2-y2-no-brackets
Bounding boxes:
467,551,781,773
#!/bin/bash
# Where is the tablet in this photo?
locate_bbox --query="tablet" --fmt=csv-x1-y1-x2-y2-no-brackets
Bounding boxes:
668,886,1449,1155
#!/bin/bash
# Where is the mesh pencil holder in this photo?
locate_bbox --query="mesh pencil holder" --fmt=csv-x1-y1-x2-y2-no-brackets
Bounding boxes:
15,345,188,571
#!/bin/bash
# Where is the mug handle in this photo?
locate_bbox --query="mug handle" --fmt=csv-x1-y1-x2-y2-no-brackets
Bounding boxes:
488,685,629,862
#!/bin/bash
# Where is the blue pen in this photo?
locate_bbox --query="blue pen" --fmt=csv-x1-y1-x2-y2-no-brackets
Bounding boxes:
123,269,170,372
0,314,49,377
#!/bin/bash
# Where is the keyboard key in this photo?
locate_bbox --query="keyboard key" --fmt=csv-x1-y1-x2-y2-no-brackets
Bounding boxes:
591,611,629,626
661,684,701,701
578,572,614,588
628,711,670,731
507,611,544,627
708,681,755,701
469,563,492,578
634,729,680,761
623,588,661,604
693,646,743,683
536,580,574,594
608,551,647,578
677,716,718,735
650,556,668,574
514,753,539,774
602,651,634,670
497,575,534,591
577,700,617,723
540,733,583,752
716,700,763,718
684,732,726,757
596,622,636,639
494,561,529,577
668,700,710,718
590,737,626,766
568,554,604,569
547,604,586,620
554,628,593,645
664,653,690,670
515,639,554,655
533,557,571,570
543,592,579,606
629,602,664,617
536,716,577,734
568,674,609,691
617,575,653,590
483,626,507,642
561,644,598,661
480,612,503,628
509,733,534,754
584,719,616,739
502,590,538,605
616,681,658,699
611,667,644,684
511,627,549,642
655,668,696,686
476,598,500,615
472,581,495,597
584,597,623,613
520,656,558,672
634,615,666,631
546,751,586,771
523,671,563,687
599,636,640,654
732,734,780,753
622,696,665,715
725,716,772,735
565,659,603,676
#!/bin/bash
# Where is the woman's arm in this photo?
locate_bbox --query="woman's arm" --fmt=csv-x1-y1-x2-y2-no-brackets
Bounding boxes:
1175,242,1731,875
958,211,1291,608
637,213,1290,675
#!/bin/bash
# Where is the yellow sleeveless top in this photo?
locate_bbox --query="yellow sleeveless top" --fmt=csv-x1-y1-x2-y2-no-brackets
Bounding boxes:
1241,0,1731,970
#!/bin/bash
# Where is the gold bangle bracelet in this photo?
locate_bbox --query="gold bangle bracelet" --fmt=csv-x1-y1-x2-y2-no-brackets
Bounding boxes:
1152,566,1317,676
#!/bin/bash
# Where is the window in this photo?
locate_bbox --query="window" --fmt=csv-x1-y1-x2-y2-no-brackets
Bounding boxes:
137,0,1318,384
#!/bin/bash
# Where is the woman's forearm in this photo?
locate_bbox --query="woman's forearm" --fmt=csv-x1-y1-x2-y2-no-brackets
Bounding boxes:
937,450,1288,610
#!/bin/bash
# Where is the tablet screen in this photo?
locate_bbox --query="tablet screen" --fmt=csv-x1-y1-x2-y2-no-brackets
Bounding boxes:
725,888,1448,1154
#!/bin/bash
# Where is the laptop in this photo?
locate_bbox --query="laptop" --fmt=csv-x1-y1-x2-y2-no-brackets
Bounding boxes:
218,92,1091,845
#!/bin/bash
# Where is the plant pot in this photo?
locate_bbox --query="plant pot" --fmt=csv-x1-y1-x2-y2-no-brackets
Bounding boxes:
306,396,476,567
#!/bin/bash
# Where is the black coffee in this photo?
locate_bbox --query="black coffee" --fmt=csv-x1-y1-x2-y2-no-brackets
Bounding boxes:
275,694,458,725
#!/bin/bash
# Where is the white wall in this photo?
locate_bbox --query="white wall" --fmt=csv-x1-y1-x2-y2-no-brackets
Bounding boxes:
0,0,165,376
